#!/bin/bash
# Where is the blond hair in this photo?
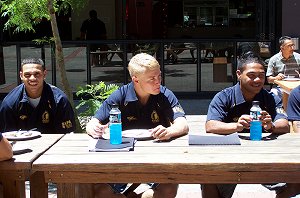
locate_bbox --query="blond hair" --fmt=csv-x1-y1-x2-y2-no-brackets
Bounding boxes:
128,53,160,77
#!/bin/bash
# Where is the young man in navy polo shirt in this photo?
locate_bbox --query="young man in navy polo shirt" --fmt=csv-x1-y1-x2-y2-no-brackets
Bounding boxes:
86,53,189,198
0,58,75,134
202,52,300,198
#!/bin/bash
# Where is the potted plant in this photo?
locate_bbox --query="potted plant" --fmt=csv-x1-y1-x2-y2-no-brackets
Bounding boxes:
76,81,119,130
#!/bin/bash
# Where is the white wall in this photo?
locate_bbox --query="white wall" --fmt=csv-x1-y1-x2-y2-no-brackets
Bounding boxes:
71,0,116,40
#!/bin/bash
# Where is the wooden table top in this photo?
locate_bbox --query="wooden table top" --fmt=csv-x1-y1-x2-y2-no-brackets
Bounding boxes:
0,134,64,171
274,79,300,93
32,132,300,184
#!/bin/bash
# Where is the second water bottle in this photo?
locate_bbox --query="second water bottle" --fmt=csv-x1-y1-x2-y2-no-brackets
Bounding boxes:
109,104,122,144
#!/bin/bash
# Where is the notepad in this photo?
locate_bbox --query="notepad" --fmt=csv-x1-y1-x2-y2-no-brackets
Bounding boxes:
189,132,241,145
89,137,135,152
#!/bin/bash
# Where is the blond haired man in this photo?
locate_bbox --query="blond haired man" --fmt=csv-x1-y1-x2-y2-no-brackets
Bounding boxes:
87,53,189,198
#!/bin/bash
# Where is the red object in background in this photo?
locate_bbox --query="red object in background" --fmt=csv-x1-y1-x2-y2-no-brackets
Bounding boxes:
126,0,152,39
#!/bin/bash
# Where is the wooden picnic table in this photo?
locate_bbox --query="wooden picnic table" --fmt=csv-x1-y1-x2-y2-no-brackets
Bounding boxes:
0,134,64,198
274,79,300,110
32,128,300,198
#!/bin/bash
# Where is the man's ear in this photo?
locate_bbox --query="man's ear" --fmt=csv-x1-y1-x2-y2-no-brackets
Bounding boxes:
19,71,23,81
43,69,47,79
236,70,242,80
132,75,139,83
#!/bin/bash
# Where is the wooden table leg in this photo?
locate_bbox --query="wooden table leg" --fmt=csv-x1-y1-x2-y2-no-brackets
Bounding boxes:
30,171,48,198
57,183,76,198
0,171,26,198
282,92,289,111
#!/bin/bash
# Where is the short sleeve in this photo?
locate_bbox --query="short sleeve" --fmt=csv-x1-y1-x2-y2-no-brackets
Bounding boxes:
287,87,300,121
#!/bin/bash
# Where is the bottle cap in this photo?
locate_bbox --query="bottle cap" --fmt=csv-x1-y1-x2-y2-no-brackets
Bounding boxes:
110,104,119,108
252,101,260,105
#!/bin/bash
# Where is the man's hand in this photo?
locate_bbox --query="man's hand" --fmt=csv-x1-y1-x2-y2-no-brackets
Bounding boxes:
150,125,171,141
275,73,285,80
86,118,108,138
236,114,252,131
259,110,273,131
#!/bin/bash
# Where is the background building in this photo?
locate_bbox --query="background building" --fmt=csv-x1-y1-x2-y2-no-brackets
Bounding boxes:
0,0,299,96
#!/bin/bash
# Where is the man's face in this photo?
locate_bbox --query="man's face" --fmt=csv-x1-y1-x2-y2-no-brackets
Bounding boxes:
237,62,265,99
20,63,46,98
135,68,161,95
280,39,295,57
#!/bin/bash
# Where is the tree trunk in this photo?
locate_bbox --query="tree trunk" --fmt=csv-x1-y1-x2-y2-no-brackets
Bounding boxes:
47,0,82,133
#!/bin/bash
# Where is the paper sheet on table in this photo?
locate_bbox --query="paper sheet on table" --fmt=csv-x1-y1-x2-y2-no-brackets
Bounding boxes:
189,132,241,145
89,137,136,152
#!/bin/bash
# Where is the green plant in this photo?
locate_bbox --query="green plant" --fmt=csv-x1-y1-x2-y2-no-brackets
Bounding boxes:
76,81,119,117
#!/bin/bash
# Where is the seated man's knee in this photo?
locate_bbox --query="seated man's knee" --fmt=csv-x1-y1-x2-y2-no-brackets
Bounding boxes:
153,184,178,198
276,183,300,198
94,184,123,198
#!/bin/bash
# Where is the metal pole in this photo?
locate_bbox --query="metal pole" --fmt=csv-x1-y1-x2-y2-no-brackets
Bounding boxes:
51,43,56,86
16,44,21,85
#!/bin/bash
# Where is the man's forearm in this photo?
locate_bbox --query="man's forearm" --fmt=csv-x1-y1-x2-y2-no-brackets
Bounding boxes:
272,119,290,133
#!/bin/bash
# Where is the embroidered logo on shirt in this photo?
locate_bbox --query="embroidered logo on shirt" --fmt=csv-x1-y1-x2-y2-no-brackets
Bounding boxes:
151,110,160,123
127,116,137,121
233,117,239,122
19,115,27,120
62,120,73,129
42,111,50,123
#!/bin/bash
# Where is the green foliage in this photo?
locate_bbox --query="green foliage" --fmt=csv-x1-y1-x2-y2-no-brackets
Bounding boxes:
1,0,51,32
76,82,119,116
33,36,55,45
0,0,86,33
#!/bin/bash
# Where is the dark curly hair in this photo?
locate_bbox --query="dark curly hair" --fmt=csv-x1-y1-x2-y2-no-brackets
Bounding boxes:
21,58,45,71
237,51,265,72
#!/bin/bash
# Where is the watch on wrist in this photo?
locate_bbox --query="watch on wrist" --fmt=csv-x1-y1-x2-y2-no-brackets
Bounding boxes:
267,122,275,132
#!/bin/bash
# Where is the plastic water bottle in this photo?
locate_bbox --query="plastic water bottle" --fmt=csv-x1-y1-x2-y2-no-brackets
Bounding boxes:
109,104,122,144
250,101,262,141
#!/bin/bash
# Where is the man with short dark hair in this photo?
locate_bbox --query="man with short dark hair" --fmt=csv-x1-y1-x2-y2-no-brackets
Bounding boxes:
266,36,300,97
202,52,300,198
0,58,75,134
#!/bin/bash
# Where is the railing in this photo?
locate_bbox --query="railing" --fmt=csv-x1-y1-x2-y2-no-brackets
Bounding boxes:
0,38,273,98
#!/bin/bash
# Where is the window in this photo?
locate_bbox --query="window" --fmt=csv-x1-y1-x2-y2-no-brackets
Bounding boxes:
183,0,229,27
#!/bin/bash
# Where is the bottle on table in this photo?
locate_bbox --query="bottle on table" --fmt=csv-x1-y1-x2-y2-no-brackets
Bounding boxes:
250,101,262,141
109,104,122,144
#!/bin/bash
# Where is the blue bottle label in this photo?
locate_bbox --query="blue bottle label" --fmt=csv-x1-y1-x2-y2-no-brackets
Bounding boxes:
250,120,262,141
110,114,121,123
110,123,122,144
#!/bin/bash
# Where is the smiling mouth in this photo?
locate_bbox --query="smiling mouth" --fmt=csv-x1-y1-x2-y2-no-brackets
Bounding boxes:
28,82,38,86
252,84,263,88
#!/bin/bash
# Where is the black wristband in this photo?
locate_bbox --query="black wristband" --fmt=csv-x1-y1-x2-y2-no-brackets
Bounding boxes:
267,122,275,132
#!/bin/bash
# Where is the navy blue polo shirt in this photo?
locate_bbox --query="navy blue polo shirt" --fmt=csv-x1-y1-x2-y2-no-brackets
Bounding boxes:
287,85,300,121
207,83,286,133
0,82,75,134
94,82,185,130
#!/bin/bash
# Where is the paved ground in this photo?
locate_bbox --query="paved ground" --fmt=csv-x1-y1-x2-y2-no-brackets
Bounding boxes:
25,183,275,197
